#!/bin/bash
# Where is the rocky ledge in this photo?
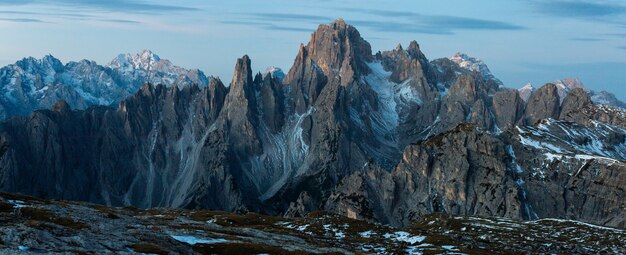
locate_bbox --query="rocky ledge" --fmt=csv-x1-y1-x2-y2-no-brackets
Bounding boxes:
0,192,623,254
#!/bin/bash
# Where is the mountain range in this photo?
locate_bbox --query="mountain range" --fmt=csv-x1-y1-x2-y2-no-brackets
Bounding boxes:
0,50,208,120
518,78,626,108
0,19,624,231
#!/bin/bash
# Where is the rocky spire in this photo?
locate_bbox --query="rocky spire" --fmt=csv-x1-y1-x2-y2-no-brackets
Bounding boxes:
219,55,261,155
298,18,372,86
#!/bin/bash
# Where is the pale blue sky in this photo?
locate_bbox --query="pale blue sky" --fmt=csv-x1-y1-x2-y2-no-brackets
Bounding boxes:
0,0,625,99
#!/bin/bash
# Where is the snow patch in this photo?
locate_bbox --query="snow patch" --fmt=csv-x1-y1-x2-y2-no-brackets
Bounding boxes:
384,231,426,245
170,235,230,245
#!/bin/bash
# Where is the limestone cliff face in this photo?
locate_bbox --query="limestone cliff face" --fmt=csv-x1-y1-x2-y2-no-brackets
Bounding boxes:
325,122,626,228
0,20,624,228
523,83,561,125
325,124,521,227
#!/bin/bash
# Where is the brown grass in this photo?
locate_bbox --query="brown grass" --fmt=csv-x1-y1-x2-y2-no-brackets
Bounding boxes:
129,242,168,255
0,201,13,212
192,242,311,255
19,207,88,229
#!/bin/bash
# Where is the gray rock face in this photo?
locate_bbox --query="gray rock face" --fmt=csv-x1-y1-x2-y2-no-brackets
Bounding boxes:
523,83,560,125
326,122,626,228
0,20,624,230
325,124,521,227
493,89,525,130
560,87,592,121
303,18,372,87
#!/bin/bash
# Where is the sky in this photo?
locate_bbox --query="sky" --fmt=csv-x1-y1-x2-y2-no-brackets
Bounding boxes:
0,0,625,100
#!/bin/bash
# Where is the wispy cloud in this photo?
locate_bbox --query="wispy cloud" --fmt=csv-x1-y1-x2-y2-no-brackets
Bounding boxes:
570,37,604,42
220,20,312,33
527,0,626,18
101,19,141,24
225,10,524,35
0,10,91,19
342,8,525,32
349,20,453,35
0,17,46,23
248,13,332,23
0,0,199,14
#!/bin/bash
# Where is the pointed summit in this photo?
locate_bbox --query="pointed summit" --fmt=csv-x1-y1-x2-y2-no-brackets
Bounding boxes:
449,52,502,86
301,18,372,86
224,55,258,120
518,83,535,102
231,55,253,90
407,41,421,56
395,43,404,52
108,49,162,71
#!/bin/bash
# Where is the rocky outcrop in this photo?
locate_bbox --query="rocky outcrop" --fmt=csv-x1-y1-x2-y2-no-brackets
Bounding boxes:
2,193,622,254
0,20,623,230
560,87,592,122
0,80,245,211
326,122,626,228
492,89,525,130
325,124,522,227
523,83,560,125
302,18,372,87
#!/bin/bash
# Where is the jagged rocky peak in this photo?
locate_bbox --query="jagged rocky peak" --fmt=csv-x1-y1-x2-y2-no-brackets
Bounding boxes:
590,90,626,108
304,18,373,86
406,40,422,57
518,83,534,101
555,77,584,90
519,78,625,108
448,75,481,103
108,49,161,71
381,40,431,84
559,87,592,122
492,89,525,130
16,54,64,74
449,52,502,86
523,83,561,125
230,55,254,90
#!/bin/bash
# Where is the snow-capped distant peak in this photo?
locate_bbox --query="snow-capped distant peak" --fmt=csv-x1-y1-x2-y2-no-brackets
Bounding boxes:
553,78,585,91
518,83,534,102
449,52,483,72
264,66,285,81
519,83,534,91
108,49,164,72
448,52,501,85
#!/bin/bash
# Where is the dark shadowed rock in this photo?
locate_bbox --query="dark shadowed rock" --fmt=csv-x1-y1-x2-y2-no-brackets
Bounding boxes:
559,87,592,122
523,83,560,125
493,89,525,130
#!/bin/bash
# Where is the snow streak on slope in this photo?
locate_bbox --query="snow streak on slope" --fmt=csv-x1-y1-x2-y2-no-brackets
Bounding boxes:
258,107,315,201
515,119,626,179
357,62,423,168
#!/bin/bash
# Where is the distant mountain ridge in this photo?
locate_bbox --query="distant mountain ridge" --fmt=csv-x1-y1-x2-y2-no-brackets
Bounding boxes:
0,50,208,119
448,52,503,87
518,78,626,108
